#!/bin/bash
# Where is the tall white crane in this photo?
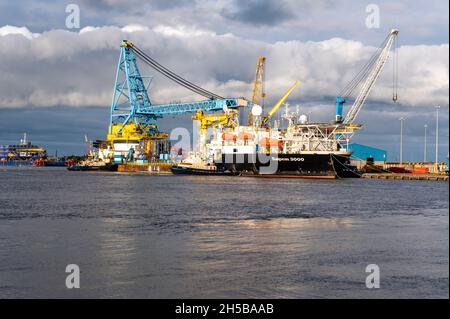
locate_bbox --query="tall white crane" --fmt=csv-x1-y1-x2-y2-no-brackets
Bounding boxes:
335,29,399,124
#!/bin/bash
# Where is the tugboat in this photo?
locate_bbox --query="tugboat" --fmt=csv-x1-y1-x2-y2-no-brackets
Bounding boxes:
171,155,233,176
66,160,118,172
66,147,117,172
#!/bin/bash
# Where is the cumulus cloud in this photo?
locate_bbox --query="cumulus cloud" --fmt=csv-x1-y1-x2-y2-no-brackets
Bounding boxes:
1,0,448,45
0,25,39,40
152,25,217,38
0,24,447,113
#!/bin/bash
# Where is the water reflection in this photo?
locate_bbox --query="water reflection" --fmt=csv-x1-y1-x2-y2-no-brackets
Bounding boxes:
0,168,447,298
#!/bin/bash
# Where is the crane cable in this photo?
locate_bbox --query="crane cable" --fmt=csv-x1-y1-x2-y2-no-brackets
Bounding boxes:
133,46,222,99
338,34,390,98
340,36,389,97
392,35,399,102
131,45,223,100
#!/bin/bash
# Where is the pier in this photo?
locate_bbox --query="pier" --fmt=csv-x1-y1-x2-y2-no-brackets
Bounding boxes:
362,173,449,181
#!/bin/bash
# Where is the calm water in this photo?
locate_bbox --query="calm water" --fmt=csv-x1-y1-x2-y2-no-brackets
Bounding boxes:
0,167,448,298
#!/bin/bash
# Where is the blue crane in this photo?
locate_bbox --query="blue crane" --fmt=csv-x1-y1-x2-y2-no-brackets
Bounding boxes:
110,40,249,133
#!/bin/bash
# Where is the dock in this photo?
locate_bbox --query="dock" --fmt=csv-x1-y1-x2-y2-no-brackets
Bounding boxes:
117,162,172,174
362,173,449,181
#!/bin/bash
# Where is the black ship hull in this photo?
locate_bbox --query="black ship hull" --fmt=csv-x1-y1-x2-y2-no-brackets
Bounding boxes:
215,153,360,178
171,166,233,176
67,164,118,172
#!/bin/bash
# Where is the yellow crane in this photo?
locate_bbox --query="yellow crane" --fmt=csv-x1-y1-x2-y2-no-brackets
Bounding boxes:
261,80,300,126
192,109,239,133
248,56,266,126
192,109,239,155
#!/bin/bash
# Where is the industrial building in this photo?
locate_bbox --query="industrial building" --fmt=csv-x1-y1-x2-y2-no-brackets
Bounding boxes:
343,143,387,170
345,143,387,162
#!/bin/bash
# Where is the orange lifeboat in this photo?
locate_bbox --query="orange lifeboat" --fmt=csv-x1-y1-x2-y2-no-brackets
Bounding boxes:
222,133,237,141
411,167,429,174
259,138,282,147
238,132,254,140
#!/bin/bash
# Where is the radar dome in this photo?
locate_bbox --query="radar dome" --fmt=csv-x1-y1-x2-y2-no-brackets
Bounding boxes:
299,114,308,124
251,104,263,116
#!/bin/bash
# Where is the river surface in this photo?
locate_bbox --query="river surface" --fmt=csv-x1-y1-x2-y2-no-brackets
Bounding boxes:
0,167,448,298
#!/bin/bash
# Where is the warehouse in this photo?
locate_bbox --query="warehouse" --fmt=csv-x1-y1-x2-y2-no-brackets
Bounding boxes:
344,143,387,169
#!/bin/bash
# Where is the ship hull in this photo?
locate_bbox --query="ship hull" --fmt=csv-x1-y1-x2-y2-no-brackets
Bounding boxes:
171,165,233,176
44,161,67,167
0,160,33,166
216,153,360,178
67,164,118,172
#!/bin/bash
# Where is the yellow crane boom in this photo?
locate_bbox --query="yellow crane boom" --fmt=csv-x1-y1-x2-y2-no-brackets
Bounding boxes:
261,80,300,126
248,56,266,125
192,110,238,133
192,110,239,155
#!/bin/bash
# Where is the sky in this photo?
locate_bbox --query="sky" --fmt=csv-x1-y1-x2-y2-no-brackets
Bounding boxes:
0,0,448,161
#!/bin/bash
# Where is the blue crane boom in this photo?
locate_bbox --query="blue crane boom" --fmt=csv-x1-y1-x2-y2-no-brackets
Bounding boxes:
138,98,248,116
110,40,248,131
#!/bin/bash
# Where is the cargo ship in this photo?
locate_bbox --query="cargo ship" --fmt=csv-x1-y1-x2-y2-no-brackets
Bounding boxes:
172,108,361,179
172,153,357,179
171,82,361,179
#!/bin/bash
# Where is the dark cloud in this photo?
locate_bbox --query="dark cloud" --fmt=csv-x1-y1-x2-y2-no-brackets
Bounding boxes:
222,0,296,26
0,107,109,156
79,0,187,11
